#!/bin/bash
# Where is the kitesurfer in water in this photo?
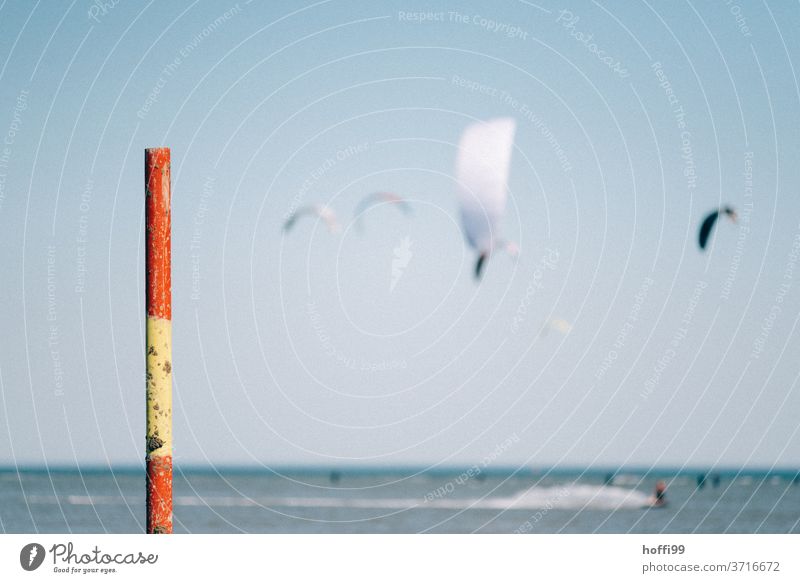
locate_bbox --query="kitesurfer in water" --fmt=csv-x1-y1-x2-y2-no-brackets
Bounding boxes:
652,480,667,507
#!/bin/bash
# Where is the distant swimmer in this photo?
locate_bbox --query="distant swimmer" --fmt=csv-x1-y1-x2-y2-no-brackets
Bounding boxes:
647,480,667,508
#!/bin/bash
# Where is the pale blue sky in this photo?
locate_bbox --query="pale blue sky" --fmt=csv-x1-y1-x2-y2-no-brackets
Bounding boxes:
0,0,799,470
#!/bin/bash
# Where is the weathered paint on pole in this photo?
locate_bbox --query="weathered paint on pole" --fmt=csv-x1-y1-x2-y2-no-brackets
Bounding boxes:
145,147,172,534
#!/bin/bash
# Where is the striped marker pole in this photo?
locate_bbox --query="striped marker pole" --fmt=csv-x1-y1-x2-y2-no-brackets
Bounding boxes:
145,147,173,534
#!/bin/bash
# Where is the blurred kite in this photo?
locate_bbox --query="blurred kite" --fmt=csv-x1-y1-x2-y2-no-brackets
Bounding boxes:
283,204,340,234
698,206,737,250
354,192,412,230
454,117,518,280
540,318,573,337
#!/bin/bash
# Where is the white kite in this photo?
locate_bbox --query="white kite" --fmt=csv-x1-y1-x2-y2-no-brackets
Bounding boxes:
455,117,518,279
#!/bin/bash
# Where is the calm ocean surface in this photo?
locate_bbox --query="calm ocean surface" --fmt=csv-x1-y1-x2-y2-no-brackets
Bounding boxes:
2,468,798,533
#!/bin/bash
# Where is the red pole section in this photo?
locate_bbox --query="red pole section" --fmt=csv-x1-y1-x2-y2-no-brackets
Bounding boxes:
145,147,172,534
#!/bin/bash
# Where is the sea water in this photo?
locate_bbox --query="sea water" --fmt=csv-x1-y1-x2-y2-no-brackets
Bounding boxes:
1,468,798,533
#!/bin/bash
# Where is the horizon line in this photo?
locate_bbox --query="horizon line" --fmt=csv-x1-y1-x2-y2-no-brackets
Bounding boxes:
2,463,799,477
